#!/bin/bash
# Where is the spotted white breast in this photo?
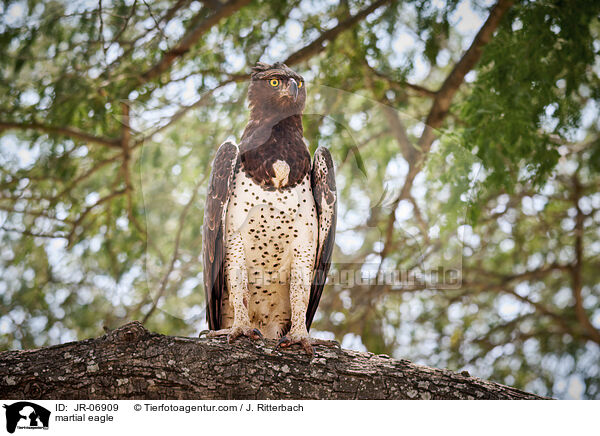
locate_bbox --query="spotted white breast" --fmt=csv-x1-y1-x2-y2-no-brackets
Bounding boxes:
221,164,318,339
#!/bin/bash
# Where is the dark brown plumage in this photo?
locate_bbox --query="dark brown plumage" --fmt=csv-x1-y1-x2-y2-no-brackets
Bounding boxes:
240,115,310,189
240,62,310,189
307,147,337,329
202,141,239,330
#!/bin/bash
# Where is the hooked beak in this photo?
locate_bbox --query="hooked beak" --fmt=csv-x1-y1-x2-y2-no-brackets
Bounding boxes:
288,78,298,102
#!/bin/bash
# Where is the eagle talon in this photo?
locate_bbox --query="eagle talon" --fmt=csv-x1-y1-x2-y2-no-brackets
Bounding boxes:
204,326,264,343
276,336,292,349
276,336,315,356
227,327,263,343
250,328,264,339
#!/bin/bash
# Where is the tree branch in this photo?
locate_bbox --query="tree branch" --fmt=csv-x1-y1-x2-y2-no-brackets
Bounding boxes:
284,0,393,66
462,280,574,338
375,0,514,268
0,121,121,148
0,322,548,400
67,188,127,247
141,174,208,323
0,226,67,240
119,102,146,238
419,0,514,150
137,0,252,85
131,79,235,148
367,64,436,98
571,173,600,343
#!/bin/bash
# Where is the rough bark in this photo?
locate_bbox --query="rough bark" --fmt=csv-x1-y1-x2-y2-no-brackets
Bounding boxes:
0,321,547,400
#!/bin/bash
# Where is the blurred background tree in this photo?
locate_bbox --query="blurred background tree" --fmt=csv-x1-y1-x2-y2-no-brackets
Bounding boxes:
1,0,599,399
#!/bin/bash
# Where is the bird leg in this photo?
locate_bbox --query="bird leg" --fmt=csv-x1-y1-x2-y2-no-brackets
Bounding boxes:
275,261,339,356
200,233,263,342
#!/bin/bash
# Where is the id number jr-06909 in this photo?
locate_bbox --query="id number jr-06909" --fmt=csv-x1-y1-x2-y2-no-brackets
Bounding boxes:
73,403,118,412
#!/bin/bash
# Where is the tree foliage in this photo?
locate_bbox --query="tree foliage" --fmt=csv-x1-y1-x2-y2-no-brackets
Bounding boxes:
0,0,599,399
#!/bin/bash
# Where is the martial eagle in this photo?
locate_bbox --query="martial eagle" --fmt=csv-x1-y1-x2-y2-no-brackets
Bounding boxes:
202,62,337,354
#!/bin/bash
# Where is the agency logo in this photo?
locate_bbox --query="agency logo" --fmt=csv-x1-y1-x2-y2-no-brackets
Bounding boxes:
2,402,50,434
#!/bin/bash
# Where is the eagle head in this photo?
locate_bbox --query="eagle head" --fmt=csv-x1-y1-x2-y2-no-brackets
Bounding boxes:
248,62,306,118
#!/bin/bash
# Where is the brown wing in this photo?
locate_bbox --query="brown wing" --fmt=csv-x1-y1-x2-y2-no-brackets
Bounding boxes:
203,141,239,330
306,146,337,331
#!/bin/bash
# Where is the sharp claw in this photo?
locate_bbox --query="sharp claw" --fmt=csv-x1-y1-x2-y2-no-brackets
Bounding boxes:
276,336,290,349
218,327,263,343
301,340,315,356
276,337,314,356
227,330,242,343
198,330,210,338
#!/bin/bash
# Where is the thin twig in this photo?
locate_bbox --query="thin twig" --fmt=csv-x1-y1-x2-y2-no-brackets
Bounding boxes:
142,173,209,323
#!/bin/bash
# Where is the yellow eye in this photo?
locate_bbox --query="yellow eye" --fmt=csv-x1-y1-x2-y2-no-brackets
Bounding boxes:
298,81,303,88
269,79,279,87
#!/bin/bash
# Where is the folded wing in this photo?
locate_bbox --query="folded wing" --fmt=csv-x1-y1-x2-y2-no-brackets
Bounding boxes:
202,141,239,330
306,146,337,330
